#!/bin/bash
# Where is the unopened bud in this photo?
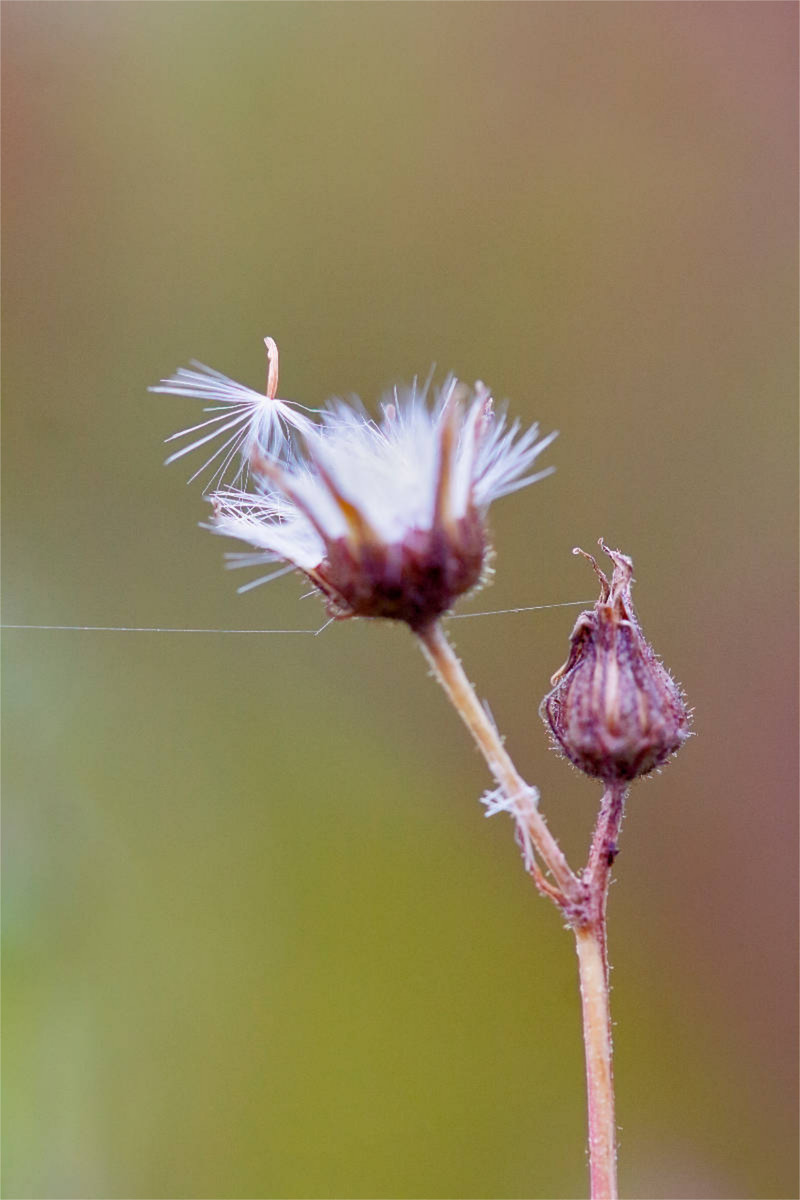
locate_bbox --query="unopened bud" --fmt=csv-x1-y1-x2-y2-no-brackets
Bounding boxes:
541,542,691,782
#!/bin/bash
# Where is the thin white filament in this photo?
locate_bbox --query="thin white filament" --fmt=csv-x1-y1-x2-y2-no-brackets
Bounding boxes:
0,624,318,634
0,600,591,635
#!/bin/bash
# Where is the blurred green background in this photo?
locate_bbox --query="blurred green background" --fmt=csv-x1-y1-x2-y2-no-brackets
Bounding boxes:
3,4,797,1198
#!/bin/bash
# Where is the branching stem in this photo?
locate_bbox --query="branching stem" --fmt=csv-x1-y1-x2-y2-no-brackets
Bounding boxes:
416,620,580,902
416,619,629,1200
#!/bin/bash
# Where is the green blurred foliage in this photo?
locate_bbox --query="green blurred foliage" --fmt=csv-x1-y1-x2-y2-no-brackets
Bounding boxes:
2,4,797,1198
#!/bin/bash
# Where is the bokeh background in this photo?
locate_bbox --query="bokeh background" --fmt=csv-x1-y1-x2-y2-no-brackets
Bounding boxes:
3,4,797,1198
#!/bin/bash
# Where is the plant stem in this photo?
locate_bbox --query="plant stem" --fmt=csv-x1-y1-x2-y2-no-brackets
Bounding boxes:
575,924,617,1200
575,782,627,1200
417,619,628,1199
416,620,580,903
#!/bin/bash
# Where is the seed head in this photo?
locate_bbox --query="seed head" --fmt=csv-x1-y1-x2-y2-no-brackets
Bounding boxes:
155,340,557,630
541,542,691,782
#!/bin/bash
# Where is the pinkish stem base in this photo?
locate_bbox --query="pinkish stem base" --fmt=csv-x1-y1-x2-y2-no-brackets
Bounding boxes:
575,924,617,1199
575,781,627,1200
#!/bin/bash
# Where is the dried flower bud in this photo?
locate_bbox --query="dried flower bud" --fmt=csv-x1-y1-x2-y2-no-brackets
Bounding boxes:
541,542,690,782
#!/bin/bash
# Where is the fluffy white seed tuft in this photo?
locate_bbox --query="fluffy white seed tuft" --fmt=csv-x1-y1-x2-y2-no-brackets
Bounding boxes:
157,340,557,620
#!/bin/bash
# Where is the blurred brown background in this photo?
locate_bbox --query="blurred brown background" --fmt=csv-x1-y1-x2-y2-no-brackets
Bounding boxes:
2,4,797,1198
